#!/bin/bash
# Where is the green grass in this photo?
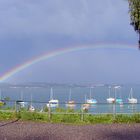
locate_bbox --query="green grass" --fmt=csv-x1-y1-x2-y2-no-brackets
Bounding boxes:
0,111,16,120
18,111,48,121
1,108,140,124
84,114,113,124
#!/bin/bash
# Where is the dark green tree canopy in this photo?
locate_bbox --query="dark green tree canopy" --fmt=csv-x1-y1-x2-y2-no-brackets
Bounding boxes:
128,0,140,48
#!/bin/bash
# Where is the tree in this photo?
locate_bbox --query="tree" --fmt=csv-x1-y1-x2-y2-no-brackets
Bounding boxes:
128,0,140,48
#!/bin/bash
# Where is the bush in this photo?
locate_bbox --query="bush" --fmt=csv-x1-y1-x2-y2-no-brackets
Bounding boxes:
112,114,131,123
18,111,48,121
131,114,140,123
85,114,113,124
1,109,140,124
0,111,16,120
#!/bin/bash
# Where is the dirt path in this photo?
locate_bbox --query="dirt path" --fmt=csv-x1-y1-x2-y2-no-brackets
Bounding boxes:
0,121,139,140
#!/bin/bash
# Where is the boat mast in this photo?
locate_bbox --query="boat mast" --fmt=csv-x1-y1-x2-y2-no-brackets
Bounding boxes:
114,87,116,99
85,94,87,103
69,88,72,101
130,88,133,99
20,91,23,100
108,86,111,98
119,88,122,99
30,93,33,106
90,87,92,99
50,88,53,100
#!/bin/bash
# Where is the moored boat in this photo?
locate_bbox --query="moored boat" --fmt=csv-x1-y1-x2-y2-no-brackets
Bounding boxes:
29,105,35,112
107,98,115,103
82,103,90,111
28,93,35,112
128,88,137,104
0,89,5,106
47,88,59,108
17,91,26,108
66,88,76,109
114,86,123,104
86,87,97,104
107,86,115,103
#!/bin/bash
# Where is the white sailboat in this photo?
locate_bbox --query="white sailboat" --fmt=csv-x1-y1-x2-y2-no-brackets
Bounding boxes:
17,91,26,108
82,94,90,110
28,93,35,112
128,88,137,104
86,88,97,104
66,88,76,108
114,86,123,104
106,86,115,103
0,89,5,106
47,88,59,108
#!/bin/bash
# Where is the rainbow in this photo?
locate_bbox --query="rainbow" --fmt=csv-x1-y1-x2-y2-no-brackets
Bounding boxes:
0,43,137,82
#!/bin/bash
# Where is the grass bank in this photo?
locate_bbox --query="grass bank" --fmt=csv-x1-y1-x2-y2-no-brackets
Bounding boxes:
1,109,140,124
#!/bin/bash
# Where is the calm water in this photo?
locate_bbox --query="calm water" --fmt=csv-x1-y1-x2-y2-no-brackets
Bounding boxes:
1,84,140,114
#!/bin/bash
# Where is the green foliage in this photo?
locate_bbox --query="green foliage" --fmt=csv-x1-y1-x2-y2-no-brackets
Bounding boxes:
131,114,140,123
1,109,140,124
0,111,16,120
112,114,132,123
43,106,48,112
128,0,140,32
62,114,81,123
51,114,81,123
55,108,76,113
0,102,5,107
18,111,48,121
84,114,113,124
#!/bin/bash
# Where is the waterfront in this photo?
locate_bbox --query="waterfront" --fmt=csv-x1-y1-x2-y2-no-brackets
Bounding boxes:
1,84,140,114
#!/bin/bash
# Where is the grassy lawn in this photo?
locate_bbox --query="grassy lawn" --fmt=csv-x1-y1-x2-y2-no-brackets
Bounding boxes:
0,108,140,124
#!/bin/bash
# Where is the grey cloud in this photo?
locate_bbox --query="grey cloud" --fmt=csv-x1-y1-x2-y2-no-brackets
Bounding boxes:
0,0,135,43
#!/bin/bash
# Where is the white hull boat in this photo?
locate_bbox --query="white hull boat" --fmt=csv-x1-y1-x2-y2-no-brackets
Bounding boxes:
107,98,115,103
29,105,35,112
66,89,76,108
47,88,59,108
128,88,137,104
86,87,97,104
106,87,115,103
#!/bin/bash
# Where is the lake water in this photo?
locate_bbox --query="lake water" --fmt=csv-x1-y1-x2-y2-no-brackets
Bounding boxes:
1,84,140,114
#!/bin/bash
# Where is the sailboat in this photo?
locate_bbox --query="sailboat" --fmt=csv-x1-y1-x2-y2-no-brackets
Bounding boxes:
86,87,97,104
0,89,5,106
17,91,26,108
114,86,123,104
82,94,90,111
28,93,35,112
106,86,115,103
66,88,76,109
128,88,137,104
47,88,59,108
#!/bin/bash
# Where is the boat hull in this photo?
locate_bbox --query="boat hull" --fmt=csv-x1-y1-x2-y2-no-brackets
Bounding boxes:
86,99,97,104
107,98,115,103
47,99,59,108
116,99,123,104
128,98,137,104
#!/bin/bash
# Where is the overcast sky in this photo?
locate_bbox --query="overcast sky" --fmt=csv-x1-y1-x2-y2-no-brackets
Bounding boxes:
0,0,140,84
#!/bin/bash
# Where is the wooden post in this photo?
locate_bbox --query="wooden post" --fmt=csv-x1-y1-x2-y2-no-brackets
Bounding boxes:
48,102,51,121
81,105,84,121
113,101,116,119
15,101,17,112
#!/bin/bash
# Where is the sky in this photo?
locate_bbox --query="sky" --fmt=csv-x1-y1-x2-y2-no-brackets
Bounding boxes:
0,0,140,84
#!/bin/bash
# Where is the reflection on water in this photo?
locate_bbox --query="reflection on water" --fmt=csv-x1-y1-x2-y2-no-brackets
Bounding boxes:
128,104,137,113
